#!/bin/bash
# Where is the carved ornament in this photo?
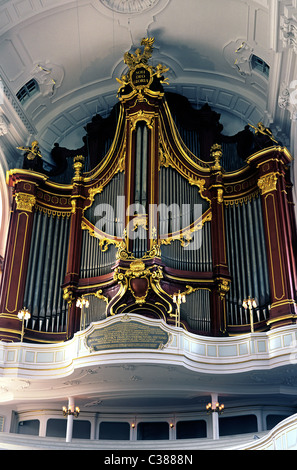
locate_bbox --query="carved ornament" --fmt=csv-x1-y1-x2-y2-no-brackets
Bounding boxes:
218,278,231,300
15,192,36,212
73,155,85,180
210,143,223,171
257,173,278,195
113,261,164,305
63,287,75,305
116,37,169,99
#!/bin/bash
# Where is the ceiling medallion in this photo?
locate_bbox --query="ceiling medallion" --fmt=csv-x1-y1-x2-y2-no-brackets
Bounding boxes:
100,0,159,13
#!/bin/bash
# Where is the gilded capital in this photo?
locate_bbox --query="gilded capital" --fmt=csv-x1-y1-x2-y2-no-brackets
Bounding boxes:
15,192,36,212
257,172,278,195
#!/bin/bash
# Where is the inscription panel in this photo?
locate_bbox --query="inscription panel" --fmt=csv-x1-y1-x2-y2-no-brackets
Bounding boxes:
131,66,152,90
86,320,169,351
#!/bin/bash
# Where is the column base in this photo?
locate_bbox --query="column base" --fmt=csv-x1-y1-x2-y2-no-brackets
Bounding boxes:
267,301,297,329
0,314,21,342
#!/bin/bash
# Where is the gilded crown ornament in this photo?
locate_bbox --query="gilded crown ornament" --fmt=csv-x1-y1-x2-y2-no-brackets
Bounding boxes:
124,37,155,67
116,37,169,96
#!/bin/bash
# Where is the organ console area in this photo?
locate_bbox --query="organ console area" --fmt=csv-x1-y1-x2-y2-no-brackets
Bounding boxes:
0,37,296,344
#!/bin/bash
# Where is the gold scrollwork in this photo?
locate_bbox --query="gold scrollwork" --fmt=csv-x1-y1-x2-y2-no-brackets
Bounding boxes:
129,110,155,130
257,172,278,195
71,199,76,214
132,214,148,231
86,185,104,210
88,289,109,304
81,219,123,252
113,261,164,306
15,193,36,212
126,260,150,278
188,177,211,204
217,188,224,204
188,177,206,193
159,210,212,248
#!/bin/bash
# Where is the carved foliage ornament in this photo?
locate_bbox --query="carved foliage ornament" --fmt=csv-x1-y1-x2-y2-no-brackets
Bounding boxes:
0,114,8,136
280,15,297,53
100,0,159,13
234,41,253,77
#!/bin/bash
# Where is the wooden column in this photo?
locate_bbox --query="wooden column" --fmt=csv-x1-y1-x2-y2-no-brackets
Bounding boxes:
63,156,85,338
0,171,46,341
209,145,230,335
256,149,297,327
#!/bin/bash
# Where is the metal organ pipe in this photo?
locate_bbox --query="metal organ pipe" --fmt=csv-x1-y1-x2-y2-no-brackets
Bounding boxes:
225,196,270,327
80,173,125,278
132,122,149,258
23,211,70,332
159,167,212,272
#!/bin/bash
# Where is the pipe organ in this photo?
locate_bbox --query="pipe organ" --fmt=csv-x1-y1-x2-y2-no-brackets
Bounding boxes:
0,37,296,343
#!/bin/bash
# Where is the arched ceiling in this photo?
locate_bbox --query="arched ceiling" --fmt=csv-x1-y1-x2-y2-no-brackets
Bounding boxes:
0,0,296,166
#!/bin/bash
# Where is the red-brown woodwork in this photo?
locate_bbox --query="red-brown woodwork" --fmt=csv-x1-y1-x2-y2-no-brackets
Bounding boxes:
0,172,46,341
208,166,230,335
64,182,85,338
252,149,297,327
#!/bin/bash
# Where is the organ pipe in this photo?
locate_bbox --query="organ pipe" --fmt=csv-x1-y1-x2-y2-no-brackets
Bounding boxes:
23,211,70,332
225,196,270,327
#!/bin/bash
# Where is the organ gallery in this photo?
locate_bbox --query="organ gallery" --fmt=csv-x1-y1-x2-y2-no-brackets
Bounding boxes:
0,37,296,346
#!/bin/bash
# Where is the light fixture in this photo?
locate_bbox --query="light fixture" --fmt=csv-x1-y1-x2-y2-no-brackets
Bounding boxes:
171,291,186,327
206,402,224,415
76,296,90,309
62,405,80,418
242,297,257,333
17,308,31,342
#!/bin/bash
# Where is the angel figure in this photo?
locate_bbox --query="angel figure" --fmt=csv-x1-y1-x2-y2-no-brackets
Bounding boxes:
249,122,279,149
17,140,44,172
153,63,170,84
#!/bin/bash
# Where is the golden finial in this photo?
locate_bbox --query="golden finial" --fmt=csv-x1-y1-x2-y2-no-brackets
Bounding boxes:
210,143,223,170
73,155,85,180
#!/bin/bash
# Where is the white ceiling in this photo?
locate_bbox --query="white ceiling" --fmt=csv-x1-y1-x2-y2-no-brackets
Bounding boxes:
0,0,296,164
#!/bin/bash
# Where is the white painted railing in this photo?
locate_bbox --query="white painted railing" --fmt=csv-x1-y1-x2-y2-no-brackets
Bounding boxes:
239,413,297,450
0,314,297,379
